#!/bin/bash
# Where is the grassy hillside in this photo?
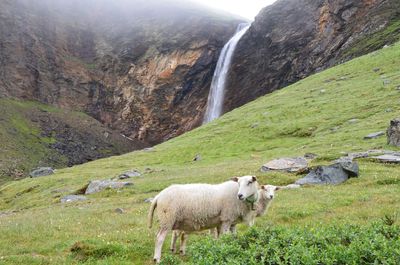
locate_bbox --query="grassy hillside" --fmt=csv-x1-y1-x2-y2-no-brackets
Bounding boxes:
0,42,400,264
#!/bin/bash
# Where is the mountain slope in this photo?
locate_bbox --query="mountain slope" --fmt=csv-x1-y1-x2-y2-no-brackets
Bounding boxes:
0,99,145,184
0,0,243,144
0,41,399,264
0,0,244,176
225,0,400,113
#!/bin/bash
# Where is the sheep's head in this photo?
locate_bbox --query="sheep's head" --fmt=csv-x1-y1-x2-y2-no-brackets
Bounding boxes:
260,185,280,200
232,175,259,201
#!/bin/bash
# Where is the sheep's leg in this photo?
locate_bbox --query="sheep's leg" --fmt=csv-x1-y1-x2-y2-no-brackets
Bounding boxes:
210,227,219,239
219,222,231,235
230,224,237,234
153,227,169,263
179,232,188,255
170,230,179,254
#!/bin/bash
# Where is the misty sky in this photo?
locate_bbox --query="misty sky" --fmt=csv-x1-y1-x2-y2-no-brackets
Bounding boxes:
194,0,277,19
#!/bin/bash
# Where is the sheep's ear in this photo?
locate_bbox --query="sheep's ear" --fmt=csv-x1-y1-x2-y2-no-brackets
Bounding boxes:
252,176,257,182
231,176,239,182
275,186,281,191
260,185,266,190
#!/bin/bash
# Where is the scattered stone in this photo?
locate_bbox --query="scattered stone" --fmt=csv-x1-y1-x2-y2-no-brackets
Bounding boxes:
330,126,340,132
383,79,391,86
385,108,393,113
85,180,133,194
193,154,202,162
348,118,359,124
261,157,308,173
295,161,359,185
304,153,317,160
364,131,385,139
250,123,259,128
60,195,87,203
373,68,380,72
143,147,154,152
115,208,125,214
284,184,301,189
387,118,400,147
144,197,154,203
320,89,326,93
118,170,141,179
29,167,55,178
383,44,389,49
372,154,400,164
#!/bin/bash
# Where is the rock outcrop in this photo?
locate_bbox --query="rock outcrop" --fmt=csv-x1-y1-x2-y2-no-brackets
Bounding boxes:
0,0,243,145
225,0,400,113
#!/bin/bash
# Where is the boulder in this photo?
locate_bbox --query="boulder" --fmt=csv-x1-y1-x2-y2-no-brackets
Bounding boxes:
387,118,400,147
295,161,359,185
364,131,384,139
85,180,133,194
29,167,54,178
193,154,202,162
261,157,308,173
371,154,400,164
60,195,87,203
144,197,154,203
114,208,125,214
118,170,141,179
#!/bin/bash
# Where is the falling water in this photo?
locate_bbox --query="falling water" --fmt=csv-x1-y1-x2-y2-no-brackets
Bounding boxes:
203,23,250,124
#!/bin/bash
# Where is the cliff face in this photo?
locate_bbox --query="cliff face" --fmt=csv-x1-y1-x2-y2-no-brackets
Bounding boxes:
0,0,243,145
226,0,400,111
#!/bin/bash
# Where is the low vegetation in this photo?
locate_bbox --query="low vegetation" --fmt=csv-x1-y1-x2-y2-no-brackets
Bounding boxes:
0,42,400,264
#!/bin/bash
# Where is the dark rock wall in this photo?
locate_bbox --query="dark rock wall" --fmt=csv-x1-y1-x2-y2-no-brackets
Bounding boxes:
225,0,400,112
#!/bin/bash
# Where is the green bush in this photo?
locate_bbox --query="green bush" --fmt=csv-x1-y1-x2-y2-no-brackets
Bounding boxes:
186,222,400,265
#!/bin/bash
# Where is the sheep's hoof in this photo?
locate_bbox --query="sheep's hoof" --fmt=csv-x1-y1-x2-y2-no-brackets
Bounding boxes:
153,258,159,264
170,248,176,253
179,250,186,256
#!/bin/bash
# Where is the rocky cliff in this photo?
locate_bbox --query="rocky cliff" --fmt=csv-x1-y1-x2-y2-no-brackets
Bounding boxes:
225,0,400,111
0,0,243,145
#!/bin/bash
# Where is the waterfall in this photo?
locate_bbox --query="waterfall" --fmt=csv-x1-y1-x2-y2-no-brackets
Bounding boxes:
203,23,250,124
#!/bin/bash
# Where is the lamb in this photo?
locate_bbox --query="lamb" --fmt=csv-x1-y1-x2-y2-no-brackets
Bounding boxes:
170,184,280,254
148,175,259,263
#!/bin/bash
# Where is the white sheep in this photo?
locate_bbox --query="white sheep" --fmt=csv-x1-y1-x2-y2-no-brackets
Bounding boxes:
170,184,280,254
148,175,259,263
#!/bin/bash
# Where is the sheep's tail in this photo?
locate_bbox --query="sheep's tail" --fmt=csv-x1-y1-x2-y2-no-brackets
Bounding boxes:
148,195,158,229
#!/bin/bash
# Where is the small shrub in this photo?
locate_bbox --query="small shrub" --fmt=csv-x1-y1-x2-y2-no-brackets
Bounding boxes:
187,222,400,265
70,240,129,261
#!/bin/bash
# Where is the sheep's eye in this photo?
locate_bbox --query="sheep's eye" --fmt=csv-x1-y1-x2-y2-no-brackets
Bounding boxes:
247,181,252,186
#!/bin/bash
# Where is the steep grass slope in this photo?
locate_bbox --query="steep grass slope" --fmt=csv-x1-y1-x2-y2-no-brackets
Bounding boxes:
0,100,143,185
0,43,400,264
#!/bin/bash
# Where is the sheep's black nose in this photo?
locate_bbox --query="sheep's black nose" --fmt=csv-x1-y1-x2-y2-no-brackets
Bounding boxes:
238,194,244,200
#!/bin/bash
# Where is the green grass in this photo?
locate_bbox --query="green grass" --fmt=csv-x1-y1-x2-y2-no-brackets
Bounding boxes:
1,42,400,264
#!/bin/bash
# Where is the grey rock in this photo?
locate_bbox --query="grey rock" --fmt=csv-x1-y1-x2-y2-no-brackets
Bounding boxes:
373,68,380,72
85,180,133,194
348,118,359,124
304,153,317,159
60,195,87,203
387,118,400,147
29,167,54,178
250,123,259,128
383,79,391,86
295,161,359,185
284,184,301,189
118,170,141,179
193,154,202,162
143,147,154,152
372,154,400,163
144,197,154,203
364,131,385,139
261,157,308,173
115,208,125,214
